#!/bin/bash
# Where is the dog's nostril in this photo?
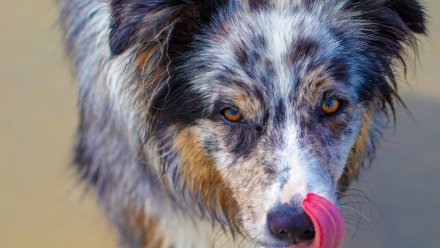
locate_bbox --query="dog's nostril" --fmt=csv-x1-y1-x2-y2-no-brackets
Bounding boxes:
276,229,289,238
300,228,315,242
267,205,315,244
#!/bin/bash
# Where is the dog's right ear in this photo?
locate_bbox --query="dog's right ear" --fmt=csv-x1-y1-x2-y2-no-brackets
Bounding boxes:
108,0,229,56
387,0,427,34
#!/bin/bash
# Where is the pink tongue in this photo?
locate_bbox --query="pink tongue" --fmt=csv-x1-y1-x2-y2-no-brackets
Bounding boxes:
301,193,344,248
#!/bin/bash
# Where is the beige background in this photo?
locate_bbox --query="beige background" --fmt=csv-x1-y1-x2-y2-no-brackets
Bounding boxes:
0,1,439,247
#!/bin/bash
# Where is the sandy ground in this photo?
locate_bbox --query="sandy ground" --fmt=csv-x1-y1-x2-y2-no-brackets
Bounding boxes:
0,1,439,247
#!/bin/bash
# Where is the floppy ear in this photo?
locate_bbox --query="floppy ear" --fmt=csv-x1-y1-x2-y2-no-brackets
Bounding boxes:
108,0,229,56
109,0,195,56
387,0,427,34
348,0,426,35
338,1,426,187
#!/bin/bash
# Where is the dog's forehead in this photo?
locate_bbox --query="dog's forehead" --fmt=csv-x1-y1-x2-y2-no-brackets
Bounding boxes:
196,1,346,108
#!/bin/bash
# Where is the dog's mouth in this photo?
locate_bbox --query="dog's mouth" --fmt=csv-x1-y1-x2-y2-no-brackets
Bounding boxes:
300,193,344,248
251,193,344,248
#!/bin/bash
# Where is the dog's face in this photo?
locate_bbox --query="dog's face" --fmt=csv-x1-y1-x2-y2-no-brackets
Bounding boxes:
109,0,425,246
180,5,364,245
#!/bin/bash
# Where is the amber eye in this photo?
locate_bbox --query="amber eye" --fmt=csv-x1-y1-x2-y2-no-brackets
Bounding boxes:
321,98,341,115
223,108,243,122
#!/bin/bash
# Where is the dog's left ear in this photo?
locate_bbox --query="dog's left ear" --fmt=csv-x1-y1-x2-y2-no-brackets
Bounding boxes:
338,1,427,188
348,0,427,35
387,0,427,34
108,0,230,56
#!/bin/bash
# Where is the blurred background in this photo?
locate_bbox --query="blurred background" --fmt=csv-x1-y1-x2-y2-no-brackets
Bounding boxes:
0,1,438,247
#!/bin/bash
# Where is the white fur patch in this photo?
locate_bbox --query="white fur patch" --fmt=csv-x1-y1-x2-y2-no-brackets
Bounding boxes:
278,122,336,205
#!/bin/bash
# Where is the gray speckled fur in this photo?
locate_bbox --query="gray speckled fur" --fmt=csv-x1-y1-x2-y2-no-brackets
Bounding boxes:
59,0,425,247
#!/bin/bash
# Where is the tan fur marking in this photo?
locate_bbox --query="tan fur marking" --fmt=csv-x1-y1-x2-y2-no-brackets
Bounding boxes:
339,110,373,190
125,207,164,248
173,127,240,230
135,45,156,69
299,66,335,106
232,92,262,120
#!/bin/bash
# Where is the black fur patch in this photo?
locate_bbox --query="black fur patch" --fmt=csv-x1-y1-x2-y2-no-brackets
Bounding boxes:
273,100,286,129
109,0,231,56
286,37,320,65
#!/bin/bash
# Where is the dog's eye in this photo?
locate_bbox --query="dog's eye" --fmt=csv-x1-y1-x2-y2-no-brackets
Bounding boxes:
222,108,243,123
321,98,341,115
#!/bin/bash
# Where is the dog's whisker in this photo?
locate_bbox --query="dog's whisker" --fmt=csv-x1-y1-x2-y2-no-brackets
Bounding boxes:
339,205,373,229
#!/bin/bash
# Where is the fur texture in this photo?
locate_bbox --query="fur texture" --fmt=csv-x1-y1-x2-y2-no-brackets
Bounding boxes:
59,0,426,247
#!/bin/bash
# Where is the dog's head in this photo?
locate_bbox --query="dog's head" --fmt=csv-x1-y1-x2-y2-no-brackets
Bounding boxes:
109,0,425,246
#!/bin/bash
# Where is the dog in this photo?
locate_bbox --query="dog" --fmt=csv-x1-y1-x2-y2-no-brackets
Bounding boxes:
59,0,426,247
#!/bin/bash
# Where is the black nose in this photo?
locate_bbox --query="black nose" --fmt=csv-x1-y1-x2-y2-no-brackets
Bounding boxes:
267,204,315,244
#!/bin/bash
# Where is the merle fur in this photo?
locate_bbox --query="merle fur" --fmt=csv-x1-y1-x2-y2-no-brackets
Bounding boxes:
60,0,426,247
